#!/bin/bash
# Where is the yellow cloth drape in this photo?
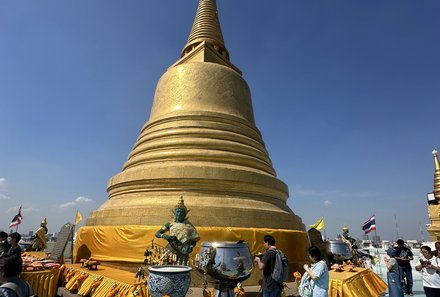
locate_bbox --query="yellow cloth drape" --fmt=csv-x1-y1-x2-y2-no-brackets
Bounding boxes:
62,265,387,297
65,264,146,297
328,268,387,297
74,226,308,263
21,269,61,297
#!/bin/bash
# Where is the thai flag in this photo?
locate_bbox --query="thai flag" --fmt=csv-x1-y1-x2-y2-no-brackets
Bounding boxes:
9,206,23,228
362,215,376,234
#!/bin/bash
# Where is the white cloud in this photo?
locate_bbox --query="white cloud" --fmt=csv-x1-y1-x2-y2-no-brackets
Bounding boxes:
59,201,75,208
324,199,332,206
0,177,7,199
6,206,38,213
6,207,18,213
0,178,9,200
0,193,10,200
59,196,93,208
75,196,93,204
23,207,39,213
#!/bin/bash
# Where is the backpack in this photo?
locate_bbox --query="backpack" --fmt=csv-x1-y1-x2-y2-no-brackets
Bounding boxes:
298,273,313,297
0,282,36,297
271,249,289,283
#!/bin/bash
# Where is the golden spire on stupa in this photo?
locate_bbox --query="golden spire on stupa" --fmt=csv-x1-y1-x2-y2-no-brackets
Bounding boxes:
433,149,440,200
182,0,228,60
427,149,440,241
87,0,301,229
78,0,308,277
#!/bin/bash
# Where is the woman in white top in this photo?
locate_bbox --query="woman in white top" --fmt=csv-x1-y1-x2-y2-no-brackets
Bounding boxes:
303,246,329,297
415,245,440,297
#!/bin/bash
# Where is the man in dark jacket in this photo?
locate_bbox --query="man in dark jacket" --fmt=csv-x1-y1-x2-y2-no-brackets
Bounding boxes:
395,239,414,295
0,233,22,282
254,235,284,297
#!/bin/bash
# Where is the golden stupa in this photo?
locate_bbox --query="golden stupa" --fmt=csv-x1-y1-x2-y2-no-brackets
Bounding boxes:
427,149,440,240
75,0,308,277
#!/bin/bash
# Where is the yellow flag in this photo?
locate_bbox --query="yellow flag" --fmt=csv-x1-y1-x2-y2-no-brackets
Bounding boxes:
309,217,325,230
75,211,83,225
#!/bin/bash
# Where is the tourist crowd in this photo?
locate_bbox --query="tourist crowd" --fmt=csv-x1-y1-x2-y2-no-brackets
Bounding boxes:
0,232,33,297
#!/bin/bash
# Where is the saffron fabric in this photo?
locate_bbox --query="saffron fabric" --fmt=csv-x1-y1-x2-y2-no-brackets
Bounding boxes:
328,267,387,297
74,226,308,265
64,264,142,297
21,269,61,297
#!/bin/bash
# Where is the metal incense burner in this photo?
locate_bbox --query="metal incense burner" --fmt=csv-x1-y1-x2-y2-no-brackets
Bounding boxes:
198,241,254,297
326,240,353,263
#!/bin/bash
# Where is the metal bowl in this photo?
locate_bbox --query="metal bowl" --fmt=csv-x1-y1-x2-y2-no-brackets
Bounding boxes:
326,240,353,262
197,241,253,283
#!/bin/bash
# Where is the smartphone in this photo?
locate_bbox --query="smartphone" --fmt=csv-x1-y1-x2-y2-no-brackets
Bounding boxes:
420,259,431,265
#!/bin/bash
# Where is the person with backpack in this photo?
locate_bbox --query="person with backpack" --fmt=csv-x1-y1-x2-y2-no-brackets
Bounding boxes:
0,255,33,297
254,235,286,297
384,247,404,297
303,246,329,297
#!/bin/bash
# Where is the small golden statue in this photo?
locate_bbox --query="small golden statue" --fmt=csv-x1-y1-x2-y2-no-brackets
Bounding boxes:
341,225,356,246
31,218,48,251
155,196,200,265
234,283,246,297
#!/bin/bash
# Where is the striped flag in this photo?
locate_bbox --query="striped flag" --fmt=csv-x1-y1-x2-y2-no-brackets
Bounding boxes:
362,214,376,234
9,206,23,228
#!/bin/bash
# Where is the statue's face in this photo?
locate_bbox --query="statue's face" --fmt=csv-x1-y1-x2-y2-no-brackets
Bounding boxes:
175,208,186,222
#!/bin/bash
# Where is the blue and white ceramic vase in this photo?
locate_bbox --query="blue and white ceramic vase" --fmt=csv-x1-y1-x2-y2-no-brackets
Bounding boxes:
147,265,192,297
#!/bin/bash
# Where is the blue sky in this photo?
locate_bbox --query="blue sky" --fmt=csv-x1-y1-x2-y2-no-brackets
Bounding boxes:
1,1,439,242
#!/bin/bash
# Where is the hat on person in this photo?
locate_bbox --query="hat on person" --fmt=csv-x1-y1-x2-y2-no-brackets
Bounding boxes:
0,231,8,239
386,247,398,257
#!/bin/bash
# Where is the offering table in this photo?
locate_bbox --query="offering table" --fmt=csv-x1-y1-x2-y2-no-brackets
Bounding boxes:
58,264,147,297
21,269,61,297
329,267,387,297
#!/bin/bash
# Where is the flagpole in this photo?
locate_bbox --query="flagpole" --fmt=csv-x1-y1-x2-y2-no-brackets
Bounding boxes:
71,210,78,264
394,214,400,241
17,205,22,233
70,226,75,264
419,220,425,242
10,205,22,234
362,214,381,274
373,214,381,275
